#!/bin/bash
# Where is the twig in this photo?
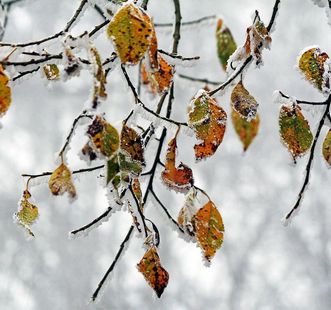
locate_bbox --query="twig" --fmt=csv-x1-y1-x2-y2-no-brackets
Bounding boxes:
129,184,148,237
155,15,216,28
12,67,40,81
141,0,149,10
284,94,331,222
158,49,200,62
267,0,281,32
178,73,220,86
278,91,327,106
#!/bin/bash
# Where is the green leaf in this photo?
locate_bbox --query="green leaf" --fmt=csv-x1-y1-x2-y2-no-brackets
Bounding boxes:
322,129,331,166
107,156,120,185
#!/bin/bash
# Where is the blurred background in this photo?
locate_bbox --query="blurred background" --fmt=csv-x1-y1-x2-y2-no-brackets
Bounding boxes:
0,0,331,309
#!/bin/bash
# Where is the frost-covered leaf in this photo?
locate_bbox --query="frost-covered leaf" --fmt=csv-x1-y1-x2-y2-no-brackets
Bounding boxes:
231,81,258,120
216,19,237,71
81,141,97,162
279,104,313,160
298,47,330,93
0,64,11,116
141,55,174,94
87,115,120,158
178,188,198,236
14,190,39,237
120,125,145,165
188,90,227,160
63,47,81,77
161,132,194,193
106,155,120,185
89,46,107,109
132,178,143,205
107,3,153,65
147,26,159,71
137,246,169,298
232,109,260,151
48,163,76,198
322,129,331,165
43,64,60,80
194,200,224,262
118,152,142,176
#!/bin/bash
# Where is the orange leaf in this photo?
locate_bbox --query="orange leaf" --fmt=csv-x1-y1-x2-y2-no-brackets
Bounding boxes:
48,163,76,198
161,132,194,193
194,200,224,262
137,246,169,298
188,90,227,160
322,129,331,165
0,65,12,116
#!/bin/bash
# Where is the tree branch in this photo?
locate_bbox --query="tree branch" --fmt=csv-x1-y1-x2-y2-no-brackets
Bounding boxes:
278,91,327,106
178,73,220,86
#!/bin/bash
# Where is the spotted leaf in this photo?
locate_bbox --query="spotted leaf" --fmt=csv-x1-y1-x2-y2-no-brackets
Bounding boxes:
48,163,76,198
14,190,39,237
232,109,260,151
137,246,169,298
87,115,119,158
188,90,227,160
120,125,144,165
194,200,224,262
161,133,194,193
0,65,11,116
43,64,60,80
298,47,330,93
322,129,331,165
279,104,313,161
107,3,153,65
216,19,237,71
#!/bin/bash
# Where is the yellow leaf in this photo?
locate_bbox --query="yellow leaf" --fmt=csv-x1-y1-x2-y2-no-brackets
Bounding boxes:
322,129,331,165
137,246,169,298
107,3,153,65
43,64,60,80
194,200,224,262
15,190,39,237
0,65,12,116
48,163,76,198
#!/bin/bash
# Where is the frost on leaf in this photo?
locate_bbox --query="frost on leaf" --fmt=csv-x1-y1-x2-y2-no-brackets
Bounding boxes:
87,115,120,158
43,64,60,80
188,90,227,160
279,104,313,161
147,25,159,71
89,47,107,109
14,190,39,237
141,55,174,94
178,188,198,236
107,3,153,65
81,141,97,162
161,132,194,193
63,47,81,77
137,246,169,298
322,129,331,165
106,155,120,185
216,19,237,71
298,47,330,93
48,163,76,198
232,109,260,151
231,81,258,120
132,178,143,206
0,65,12,116
194,200,224,262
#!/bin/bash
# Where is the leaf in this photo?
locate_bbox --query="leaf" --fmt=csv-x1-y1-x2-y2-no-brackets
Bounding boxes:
106,155,120,185
132,178,143,206
232,109,260,151
147,26,159,71
81,141,97,162
43,64,60,80
216,19,237,71
231,81,258,120
15,190,39,237
0,65,12,116
48,163,76,198
279,104,313,160
161,133,194,193
322,129,331,165
141,55,174,94
298,47,330,92
120,125,145,165
137,246,169,298
107,3,153,65
193,200,224,262
188,90,227,160
90,47,107,109
118,152,143,176
178,189,198,236
87,115,120,158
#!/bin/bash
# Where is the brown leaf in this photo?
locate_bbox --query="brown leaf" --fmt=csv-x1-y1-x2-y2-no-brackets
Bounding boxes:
0,65,12,116
48,163,76,198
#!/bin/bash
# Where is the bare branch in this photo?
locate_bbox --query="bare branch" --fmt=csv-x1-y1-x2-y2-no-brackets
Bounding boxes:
178,73,221,86
278,91,327,106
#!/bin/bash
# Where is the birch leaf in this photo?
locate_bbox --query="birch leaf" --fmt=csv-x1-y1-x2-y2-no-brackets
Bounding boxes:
120,125,145,165
232,109,260,151
15,190,39,237
194,200,224,262
87,115,120,158
0,65,11,116
107,3,153,65
161,134,194,193
231,81,258,120
48,163,76,198
298,47,329,92
188,90,227,160
43,64,60,80
279,104,313,160
322,129,331,165
137,246,169,298
106,156,120,185
216,19,237,71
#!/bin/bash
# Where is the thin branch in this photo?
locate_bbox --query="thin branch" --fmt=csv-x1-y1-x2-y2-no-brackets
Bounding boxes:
284,95,331,222
151,189,184,233
141,0,149,10
154,15,216,28
172,0,182,54
267,0,281,32
178,73,220,86
328,114,331,123
12,67,40,81
158,49,200,62
278,91,327,106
